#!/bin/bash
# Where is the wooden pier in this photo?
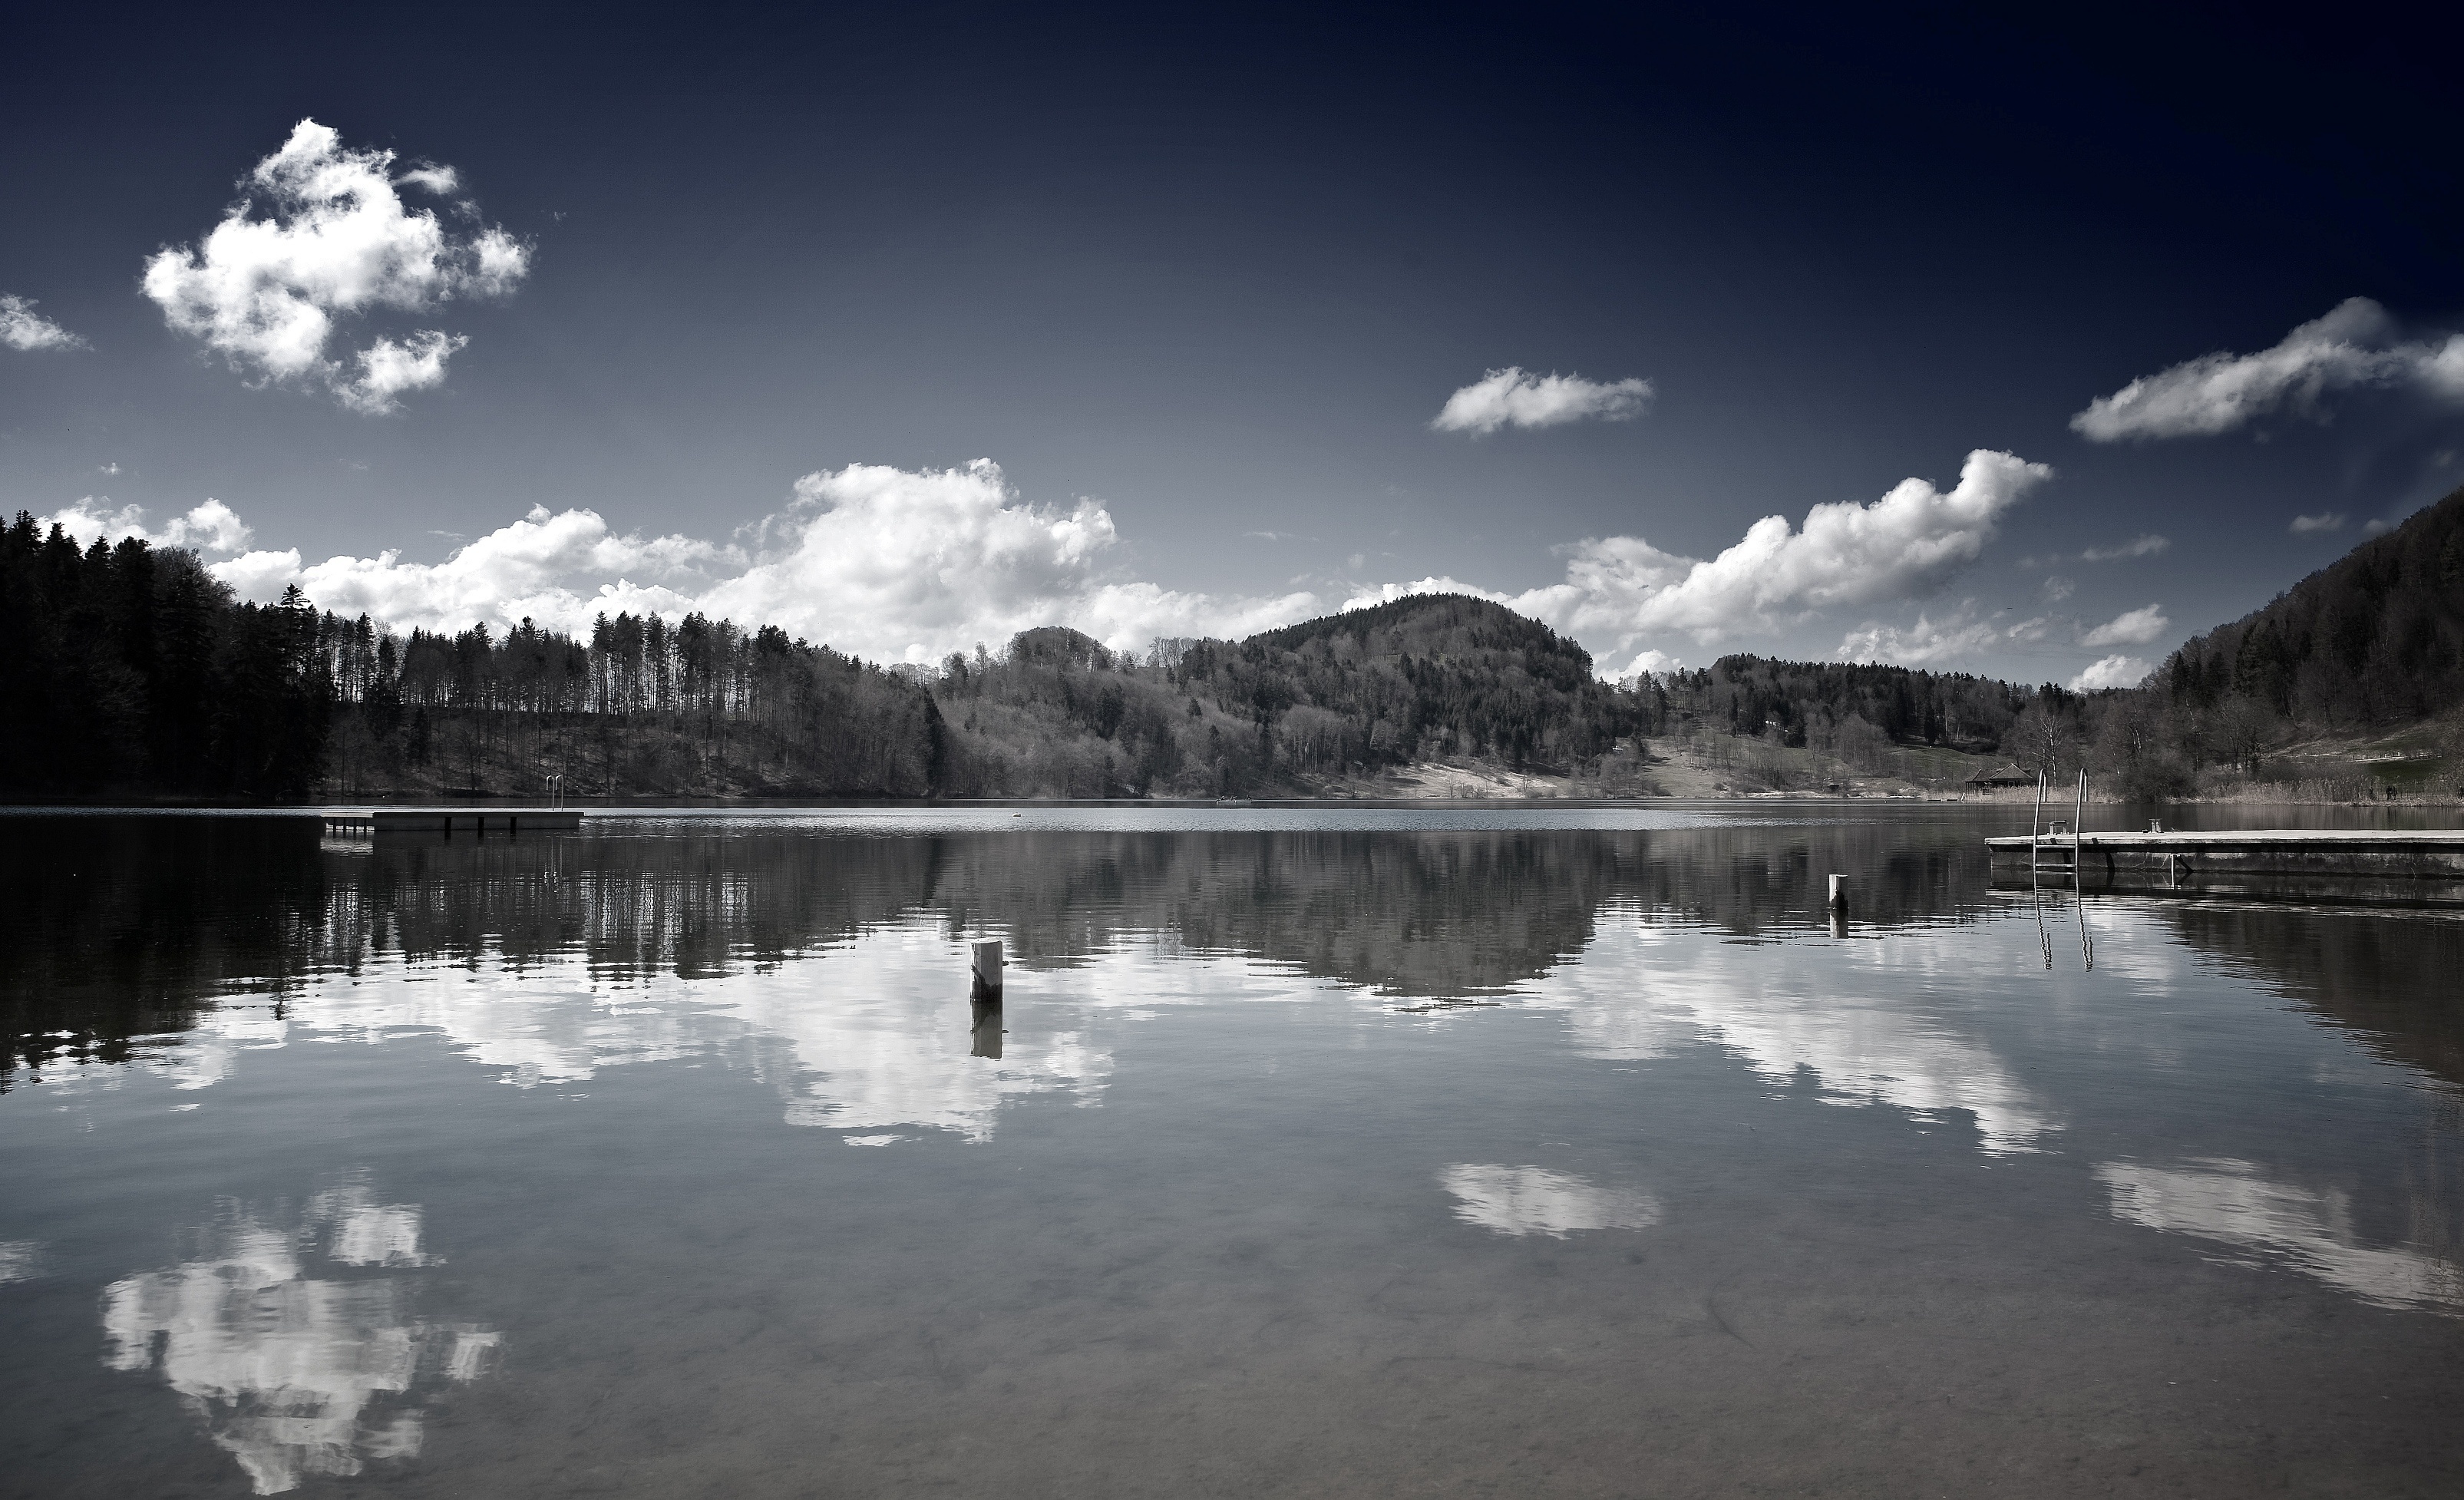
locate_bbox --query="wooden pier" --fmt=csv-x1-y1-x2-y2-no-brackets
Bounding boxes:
321,811,584,837
1988,830,2464,904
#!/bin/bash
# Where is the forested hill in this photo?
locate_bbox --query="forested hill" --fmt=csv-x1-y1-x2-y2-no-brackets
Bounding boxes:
933,594,1645,796
0,517,1660,801
0,513,944,801
1659,657,2028,753
48,487,2463,805
2159,484,2464,729
0,503,2172,803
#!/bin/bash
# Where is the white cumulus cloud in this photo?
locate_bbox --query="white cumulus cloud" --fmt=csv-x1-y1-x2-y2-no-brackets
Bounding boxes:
2291,511,2346,533
1613,649,1684,679
700,461,1318,662
45,497,253,553
2080,603,2169,648
2072,298,2464,441
1,292,86,352
213,504,738,636
1349,452,2046,674
1504,448,2052,669
141,117,529,414
1839,596,2169,670
207,463,1319,657
1432,367,1653,434
186,448,2046,676
1339,574,1517,612
2070,654,2152,691
2018,534,2169,570
2080,534,2169,561
340,330,467,415
1836,603,2015,666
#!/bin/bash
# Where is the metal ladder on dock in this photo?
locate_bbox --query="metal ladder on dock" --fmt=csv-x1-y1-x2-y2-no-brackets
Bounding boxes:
2030,769,2093,969
2030,769,2087,882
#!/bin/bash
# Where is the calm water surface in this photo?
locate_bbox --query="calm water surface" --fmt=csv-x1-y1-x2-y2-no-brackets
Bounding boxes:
4,805,2462,1498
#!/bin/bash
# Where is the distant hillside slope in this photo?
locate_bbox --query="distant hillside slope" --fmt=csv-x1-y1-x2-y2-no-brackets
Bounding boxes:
930,593,1650,797
2162,485,2464,728
1229,593,1619,763
1663,656,2033,753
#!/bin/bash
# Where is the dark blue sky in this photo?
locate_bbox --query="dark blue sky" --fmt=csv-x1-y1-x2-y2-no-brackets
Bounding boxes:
5,3,2459,677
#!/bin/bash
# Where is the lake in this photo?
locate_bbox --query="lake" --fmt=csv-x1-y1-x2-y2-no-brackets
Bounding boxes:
4,805,2462,1497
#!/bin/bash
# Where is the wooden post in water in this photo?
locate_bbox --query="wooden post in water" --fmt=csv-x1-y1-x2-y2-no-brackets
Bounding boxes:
970,940,1003,1002
1827,873,1847,912
2031,771,2046,874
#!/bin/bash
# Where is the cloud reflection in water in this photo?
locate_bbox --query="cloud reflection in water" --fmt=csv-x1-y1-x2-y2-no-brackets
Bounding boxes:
1439,1164,1663,1237
1521,918,2059,1155
217,923,1343,1142
99,1183,496,1495
2096,1157,2464,1313
116,906,2073,1158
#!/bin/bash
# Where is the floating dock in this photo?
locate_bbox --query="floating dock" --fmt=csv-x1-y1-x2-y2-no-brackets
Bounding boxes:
1989,830,2464,904
322,810,583,837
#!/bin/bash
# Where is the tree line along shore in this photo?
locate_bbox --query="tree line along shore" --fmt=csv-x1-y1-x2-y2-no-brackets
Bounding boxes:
3,487,2461,805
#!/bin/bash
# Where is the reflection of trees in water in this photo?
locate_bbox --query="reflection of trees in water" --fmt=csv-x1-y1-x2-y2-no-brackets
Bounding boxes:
1614,822,1989,936
257,832,1640,999
2152,903,2464,1276
930,821,1998,988
7,815,2003,1085
1,818,338,1088
2154,905,2464,1095
347,834,934,979
933,832,1625,996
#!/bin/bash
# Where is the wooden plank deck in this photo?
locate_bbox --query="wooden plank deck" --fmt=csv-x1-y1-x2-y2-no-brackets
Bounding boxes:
321,811,583,836
1987,829,2464,900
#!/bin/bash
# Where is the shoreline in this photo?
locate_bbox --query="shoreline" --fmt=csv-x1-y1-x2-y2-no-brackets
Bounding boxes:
8,790,2462,812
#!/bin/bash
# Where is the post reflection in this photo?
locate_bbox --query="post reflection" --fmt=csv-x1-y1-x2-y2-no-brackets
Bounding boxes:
969,999,1003,1059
